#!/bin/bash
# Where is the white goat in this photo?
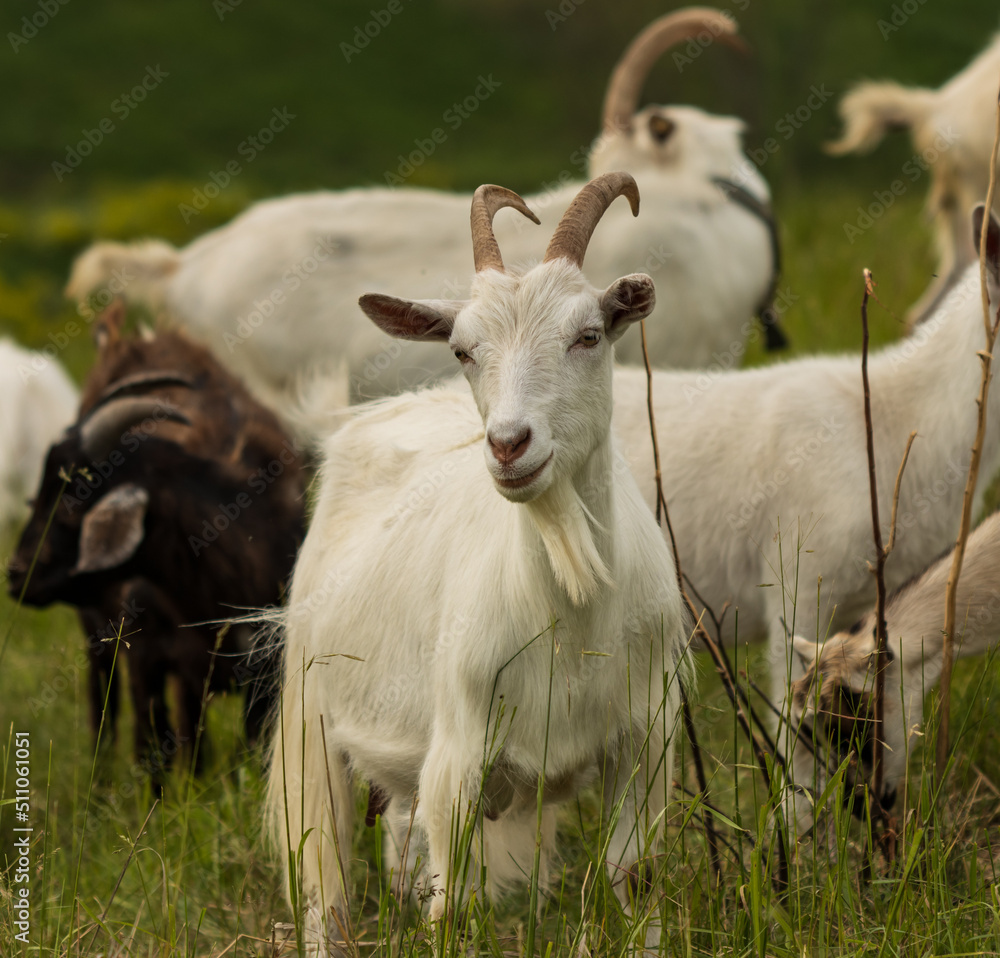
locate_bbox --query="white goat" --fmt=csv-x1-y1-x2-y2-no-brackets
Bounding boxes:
611,206,1000,809
789,509,1000,814
66,8,779,429
266,174,686,952
828,33,1000,326
0,340,78,531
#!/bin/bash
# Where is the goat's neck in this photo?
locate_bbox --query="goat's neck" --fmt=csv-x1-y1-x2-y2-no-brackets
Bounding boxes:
876,275,1000,497
522,436,616,607
888,523,1000,697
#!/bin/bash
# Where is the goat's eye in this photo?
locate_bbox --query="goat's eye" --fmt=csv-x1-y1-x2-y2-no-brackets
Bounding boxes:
648,114,675,144
574,330,602,349
453,347,472,364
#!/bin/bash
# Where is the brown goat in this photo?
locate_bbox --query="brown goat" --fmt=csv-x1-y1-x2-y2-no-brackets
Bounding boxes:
7,303,305,784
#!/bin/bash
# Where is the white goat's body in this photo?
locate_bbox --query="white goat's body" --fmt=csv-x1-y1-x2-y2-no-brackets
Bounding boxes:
791,510,1000,810
0,340,78,529
266,178,686,952
612,260,999,715
274,389,682,916
67,110,772,428
830,34,1000,324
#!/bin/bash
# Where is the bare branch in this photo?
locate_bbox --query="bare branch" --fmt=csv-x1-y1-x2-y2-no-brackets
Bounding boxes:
640,318,789,890
937,81,1000,774
886,430,918,556
859,269,892,827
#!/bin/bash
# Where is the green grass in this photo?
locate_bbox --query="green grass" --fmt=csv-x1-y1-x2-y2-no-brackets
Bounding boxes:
2,171,999,955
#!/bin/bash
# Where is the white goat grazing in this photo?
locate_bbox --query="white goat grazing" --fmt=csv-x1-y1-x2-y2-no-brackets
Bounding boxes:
0,340,78,530
66,8,780,428
611,206,1000,798
828,33,1000,326
266,174,686,951
789,509,1000,814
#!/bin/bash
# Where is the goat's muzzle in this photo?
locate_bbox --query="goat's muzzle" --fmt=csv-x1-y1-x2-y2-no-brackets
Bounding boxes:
488,427,531,467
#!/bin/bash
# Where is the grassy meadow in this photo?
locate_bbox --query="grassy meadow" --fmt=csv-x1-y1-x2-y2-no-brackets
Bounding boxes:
3,0,1000,954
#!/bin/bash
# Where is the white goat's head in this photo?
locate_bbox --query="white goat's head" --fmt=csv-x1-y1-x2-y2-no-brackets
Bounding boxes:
588,8,749,180
360,172,655,507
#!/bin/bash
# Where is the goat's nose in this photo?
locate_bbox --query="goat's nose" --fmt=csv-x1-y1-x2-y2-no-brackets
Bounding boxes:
488,427,532,466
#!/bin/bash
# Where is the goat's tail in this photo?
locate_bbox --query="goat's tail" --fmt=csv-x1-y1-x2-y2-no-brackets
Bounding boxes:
826,81,936,155
65,239,180,316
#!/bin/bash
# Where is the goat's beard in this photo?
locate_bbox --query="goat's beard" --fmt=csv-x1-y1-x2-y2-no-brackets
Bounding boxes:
525,476,612,606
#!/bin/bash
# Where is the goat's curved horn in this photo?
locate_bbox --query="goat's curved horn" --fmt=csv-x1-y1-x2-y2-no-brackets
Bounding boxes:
602,8,741,134
96,371,196,407
80,397,191,461
543,172,640,268
471,185,540,273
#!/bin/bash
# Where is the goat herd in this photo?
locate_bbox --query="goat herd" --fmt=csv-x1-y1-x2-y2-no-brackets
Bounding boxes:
4,7,1000,951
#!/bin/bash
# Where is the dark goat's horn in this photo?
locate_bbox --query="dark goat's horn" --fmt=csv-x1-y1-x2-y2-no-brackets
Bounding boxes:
471,185,540,274
80,397,191,461
543,172,640,269
96,371,196,406
602,8,741,134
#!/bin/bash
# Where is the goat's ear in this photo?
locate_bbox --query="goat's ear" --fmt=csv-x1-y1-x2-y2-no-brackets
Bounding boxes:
93,298,127,351
792,635,821,667
359,294,463,342
600,274,656,342
973,204,1000,284
72,484,149,575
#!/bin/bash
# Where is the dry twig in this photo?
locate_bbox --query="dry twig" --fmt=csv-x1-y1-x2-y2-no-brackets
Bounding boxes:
937,84,1000,773
639,320,789,890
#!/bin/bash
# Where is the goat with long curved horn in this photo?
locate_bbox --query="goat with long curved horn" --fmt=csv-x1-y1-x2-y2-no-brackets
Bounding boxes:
602,7,743,134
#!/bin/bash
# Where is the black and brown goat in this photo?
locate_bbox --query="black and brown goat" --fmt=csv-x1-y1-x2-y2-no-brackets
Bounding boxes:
7,304,305,781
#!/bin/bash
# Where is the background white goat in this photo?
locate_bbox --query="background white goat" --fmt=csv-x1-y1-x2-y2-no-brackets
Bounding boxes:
789,508,1000,815
611,206,1000,788
266,175,686,951
66,8,779,432
828,33,1000,325
0,339,78,531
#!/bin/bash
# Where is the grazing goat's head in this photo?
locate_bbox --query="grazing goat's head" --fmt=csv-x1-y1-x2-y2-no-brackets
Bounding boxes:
361,172,654,504
6,389,191,608
7,317,304,614
789,626,904,815
588,8,749,179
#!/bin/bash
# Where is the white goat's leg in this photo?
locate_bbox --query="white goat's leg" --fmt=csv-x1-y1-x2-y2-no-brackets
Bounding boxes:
482,804,557,909
305,744,355,955
382,796,429,905
419,737,479,922
274,697,355,956
601,726,669,949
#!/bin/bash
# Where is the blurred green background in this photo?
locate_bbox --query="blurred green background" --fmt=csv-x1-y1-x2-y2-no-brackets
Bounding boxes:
1,0,997,381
